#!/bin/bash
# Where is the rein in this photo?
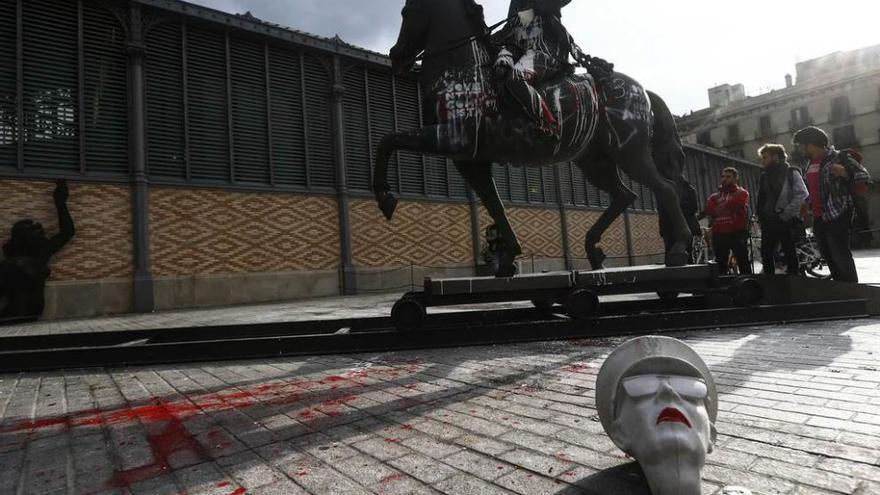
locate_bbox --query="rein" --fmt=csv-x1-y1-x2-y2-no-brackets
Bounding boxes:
400,15,511,70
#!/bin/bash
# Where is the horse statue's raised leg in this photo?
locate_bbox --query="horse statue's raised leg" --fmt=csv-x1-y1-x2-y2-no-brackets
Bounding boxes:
372,126,522,277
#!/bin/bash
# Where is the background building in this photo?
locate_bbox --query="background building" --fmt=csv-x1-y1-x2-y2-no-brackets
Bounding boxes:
0,0,760,319
678,44,880,173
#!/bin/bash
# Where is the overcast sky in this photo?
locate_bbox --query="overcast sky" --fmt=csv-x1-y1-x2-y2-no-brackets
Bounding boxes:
188,0,880,116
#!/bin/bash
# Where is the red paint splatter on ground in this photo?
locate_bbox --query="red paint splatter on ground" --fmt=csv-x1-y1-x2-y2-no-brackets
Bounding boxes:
401,424,414,430
217,481,231,487
384,438,402,443
0,364,426,491
561,363,592,373
296,470,309,477
229,488,246,495
106,401,210,490
380,473,409,484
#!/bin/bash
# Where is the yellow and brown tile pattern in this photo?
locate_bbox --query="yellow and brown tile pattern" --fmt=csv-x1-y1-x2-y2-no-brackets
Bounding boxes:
628,212,665,257
150,188,340,276
565,209,628,261
350,199,471,267
0,179,132,281
478,205,564,259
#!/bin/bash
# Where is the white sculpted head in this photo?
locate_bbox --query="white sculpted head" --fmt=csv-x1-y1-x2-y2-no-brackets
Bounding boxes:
596,336,718,495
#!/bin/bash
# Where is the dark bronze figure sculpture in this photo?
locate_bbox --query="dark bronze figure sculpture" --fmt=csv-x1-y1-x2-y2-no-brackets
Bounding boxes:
375,0,692,276
0,180,75,323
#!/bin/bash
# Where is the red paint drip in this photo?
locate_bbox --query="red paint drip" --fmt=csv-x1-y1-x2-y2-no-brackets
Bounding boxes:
380,473,408,484
561,364,592,373
229,489,246,495
218,481,231,487
106,400,209,490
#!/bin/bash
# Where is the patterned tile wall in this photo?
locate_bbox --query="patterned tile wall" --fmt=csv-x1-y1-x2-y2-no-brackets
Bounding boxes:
565,209,628,262
350,199,472,268
150,188,340,276
478,205,564,259
628,212,665,257
0,179,132,281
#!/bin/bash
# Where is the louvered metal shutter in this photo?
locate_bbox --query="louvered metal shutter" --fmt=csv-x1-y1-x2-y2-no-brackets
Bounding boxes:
0,0,16,169
587,181,602,208
302,53,334,189
559,162,574,204
447,160,466,199
394,76,423,195
526,167,543,203
342,65,370,191
268,47,306,187
508,164,527,202
186,25,229,182
83,2,127,176
571,164,586,205
145,19,185,180
491,162,510,201
303,54,336,189
366,68,397,193
543,166,558,204
22,0,78,172
230,38,269,184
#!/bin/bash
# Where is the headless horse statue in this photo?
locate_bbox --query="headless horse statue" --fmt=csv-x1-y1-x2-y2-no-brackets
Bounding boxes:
374,0,691,276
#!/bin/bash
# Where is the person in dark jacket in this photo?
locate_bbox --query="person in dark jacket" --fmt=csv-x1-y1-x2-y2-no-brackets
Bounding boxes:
793,126,870,282
705,167,751,274
756,144,808,275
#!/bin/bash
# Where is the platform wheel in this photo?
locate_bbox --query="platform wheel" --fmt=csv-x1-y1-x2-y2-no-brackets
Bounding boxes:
565,289,599,319
391,297,426,331
730,276,764,307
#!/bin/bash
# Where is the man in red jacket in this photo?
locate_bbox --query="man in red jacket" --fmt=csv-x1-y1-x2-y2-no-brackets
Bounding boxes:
706,167,752,274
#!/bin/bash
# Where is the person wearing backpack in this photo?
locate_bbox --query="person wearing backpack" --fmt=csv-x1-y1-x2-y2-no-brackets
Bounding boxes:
793,126,870,283
756,144,809,275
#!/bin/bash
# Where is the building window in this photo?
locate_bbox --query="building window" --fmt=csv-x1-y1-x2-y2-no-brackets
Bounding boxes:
697,131,713,147
726,124,740,145
790,106,811,130
758,115,772,138
830,96,851,123
832,125,857,149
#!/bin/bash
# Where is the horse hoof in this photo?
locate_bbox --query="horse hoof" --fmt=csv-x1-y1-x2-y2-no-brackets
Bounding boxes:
665,251,688,267
495,264,518,278
587,246,606,270
378,193,398,221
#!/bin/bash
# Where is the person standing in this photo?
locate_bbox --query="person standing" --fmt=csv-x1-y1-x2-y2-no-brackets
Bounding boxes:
756,144,809,275
793,126,870,283
706,167,752,274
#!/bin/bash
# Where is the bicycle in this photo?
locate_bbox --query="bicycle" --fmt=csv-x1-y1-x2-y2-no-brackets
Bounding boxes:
750,226,830,279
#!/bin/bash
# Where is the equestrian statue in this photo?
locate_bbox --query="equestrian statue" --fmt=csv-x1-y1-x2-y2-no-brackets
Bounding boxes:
374,0,694,277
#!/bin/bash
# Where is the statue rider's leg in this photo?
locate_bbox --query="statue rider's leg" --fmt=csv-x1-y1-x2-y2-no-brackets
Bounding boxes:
502,50,560,139
454,160,522,277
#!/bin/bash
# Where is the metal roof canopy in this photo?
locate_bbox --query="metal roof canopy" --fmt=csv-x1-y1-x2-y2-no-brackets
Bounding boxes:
134,0,393,68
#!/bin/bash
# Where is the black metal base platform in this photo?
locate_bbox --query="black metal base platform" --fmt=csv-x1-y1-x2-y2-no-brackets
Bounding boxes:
1,265,877,373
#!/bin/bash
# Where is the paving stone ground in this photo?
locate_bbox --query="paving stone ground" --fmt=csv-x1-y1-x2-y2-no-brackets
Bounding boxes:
2,251,880,494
